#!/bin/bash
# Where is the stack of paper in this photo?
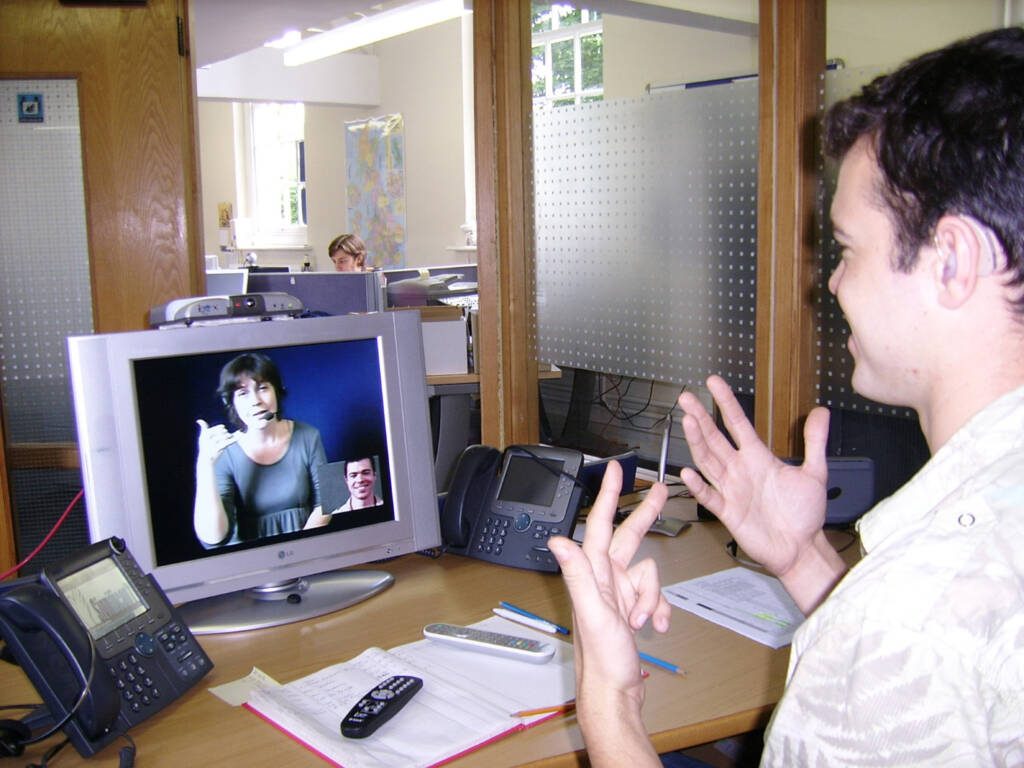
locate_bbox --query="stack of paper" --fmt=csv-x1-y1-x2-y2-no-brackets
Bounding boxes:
663,567,805,649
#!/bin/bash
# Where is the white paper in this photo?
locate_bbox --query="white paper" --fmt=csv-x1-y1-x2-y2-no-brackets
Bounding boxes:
208,667,281,706
244,617,575,768
662,567,804,649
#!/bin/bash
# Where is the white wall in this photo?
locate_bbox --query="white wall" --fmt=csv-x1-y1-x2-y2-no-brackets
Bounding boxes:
603,15,757,97
826,0,1005,69
604,0,1005,99
375,18,467,267
197,99,236,263
196,16,467,272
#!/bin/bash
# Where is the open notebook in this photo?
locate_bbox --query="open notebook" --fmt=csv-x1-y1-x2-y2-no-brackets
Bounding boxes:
244,616,576,768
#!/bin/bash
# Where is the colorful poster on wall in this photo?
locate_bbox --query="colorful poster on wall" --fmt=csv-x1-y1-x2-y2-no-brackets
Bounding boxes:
345,114,406,268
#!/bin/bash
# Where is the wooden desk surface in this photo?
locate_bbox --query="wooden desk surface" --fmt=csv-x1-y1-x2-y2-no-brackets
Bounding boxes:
3,499,829,767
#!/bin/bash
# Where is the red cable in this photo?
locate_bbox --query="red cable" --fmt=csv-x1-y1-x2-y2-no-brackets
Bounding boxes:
0,489,84,581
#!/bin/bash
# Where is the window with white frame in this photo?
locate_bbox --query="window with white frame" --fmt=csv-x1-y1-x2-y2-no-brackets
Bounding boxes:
531,4,603,112
234,101,307,247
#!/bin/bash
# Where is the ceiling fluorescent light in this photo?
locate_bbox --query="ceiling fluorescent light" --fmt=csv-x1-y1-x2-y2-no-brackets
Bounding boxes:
264,30,302,49
284,0,466,66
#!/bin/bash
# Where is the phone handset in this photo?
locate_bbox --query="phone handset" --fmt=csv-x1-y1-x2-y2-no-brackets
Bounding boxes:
440,445,501,549
0,584,120,741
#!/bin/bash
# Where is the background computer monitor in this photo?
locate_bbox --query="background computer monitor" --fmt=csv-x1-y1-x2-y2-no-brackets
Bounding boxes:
204,268,249,296
67,312,440,634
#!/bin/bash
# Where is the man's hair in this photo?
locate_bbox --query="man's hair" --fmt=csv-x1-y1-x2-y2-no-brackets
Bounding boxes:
345,456,375,474
824,27,1024,305
217,352,285,429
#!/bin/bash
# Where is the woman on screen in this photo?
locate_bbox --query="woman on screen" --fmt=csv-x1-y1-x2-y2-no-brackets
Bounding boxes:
193,352,331,547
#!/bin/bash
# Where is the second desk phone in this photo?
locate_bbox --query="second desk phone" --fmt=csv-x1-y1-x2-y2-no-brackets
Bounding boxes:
441,444,585,573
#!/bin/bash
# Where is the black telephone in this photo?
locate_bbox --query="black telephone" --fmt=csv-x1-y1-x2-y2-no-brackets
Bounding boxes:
0,537,212,758
441,444,585,573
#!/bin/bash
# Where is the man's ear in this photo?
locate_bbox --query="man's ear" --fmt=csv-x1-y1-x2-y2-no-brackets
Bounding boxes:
931,215,986,309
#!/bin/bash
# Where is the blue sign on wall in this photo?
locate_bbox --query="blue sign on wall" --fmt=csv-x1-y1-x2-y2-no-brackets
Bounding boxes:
17,93,44,123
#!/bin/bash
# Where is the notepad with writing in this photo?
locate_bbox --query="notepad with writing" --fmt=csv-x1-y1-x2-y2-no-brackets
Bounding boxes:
244,617,575,768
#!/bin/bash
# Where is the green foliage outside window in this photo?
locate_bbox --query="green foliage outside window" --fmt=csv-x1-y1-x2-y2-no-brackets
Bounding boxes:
531,3,603,109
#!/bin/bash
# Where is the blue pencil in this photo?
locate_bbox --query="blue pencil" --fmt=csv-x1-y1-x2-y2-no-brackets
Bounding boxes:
498,601,571,635
639,651,686,676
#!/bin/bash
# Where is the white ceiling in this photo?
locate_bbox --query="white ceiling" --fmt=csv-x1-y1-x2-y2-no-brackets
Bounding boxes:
190,1,397,68
189,1,757,69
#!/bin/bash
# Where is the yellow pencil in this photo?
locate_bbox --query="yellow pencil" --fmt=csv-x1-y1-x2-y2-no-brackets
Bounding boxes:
511,700,576,718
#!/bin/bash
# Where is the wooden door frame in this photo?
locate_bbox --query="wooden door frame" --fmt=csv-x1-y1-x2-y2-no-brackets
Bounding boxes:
755,0,826,455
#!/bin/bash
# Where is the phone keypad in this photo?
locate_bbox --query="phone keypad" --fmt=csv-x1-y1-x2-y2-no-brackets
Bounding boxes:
110,654,162,714
473,516,510,556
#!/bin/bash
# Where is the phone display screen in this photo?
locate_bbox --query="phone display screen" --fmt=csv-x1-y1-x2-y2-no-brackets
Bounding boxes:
56,558,149,641
497,455,563,507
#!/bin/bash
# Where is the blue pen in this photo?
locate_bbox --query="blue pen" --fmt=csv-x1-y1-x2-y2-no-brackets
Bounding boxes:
498,601,570,635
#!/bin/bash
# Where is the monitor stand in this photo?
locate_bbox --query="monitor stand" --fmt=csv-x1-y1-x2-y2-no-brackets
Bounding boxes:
178,569,394,635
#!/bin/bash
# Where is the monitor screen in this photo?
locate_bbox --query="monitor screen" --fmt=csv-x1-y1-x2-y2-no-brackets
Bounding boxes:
68,313,440,634
204,268,249,296
496,455,563,507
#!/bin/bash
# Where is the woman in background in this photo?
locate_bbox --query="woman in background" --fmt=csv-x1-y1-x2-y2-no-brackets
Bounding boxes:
193,352,331,547
328,233,368,272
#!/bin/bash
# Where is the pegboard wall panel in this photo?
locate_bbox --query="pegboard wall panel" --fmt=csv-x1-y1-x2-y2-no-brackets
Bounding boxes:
0,79,93,443
533,81,758,393
1,79,93,570
815,65,913,417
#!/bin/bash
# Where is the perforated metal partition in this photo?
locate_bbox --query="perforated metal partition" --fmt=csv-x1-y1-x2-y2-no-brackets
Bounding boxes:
534,67,909,419
0,79,93,569
533,81,759,394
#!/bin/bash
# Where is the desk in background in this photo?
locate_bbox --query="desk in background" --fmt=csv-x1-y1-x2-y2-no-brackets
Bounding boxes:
3,499,852,767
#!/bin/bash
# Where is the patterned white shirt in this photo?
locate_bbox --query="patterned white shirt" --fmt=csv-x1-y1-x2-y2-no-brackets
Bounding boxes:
762,385,1024,767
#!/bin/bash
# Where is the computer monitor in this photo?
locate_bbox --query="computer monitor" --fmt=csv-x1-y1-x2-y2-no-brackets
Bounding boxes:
67,312,440,634
204,268,249,296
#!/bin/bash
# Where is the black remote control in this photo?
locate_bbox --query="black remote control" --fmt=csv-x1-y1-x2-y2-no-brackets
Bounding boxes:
340,675,423,739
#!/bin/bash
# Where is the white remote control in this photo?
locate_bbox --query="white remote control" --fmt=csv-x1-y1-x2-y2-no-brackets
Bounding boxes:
422,623,555,664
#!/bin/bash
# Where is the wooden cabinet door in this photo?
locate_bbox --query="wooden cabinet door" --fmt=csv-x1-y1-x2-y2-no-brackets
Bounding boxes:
0,0,201,574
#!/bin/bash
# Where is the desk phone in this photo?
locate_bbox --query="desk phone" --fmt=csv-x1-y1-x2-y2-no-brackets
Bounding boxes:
0,537,212,758
441,444,584,573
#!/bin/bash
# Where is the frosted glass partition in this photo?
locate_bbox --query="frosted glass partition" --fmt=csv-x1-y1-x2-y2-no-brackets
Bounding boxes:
533,81,758,393
0,79,93,439
0,78,93,568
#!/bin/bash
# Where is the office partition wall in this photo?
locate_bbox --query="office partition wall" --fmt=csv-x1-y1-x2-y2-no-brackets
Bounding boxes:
534,66,904,417
0,78,93,569
534,80,759,395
